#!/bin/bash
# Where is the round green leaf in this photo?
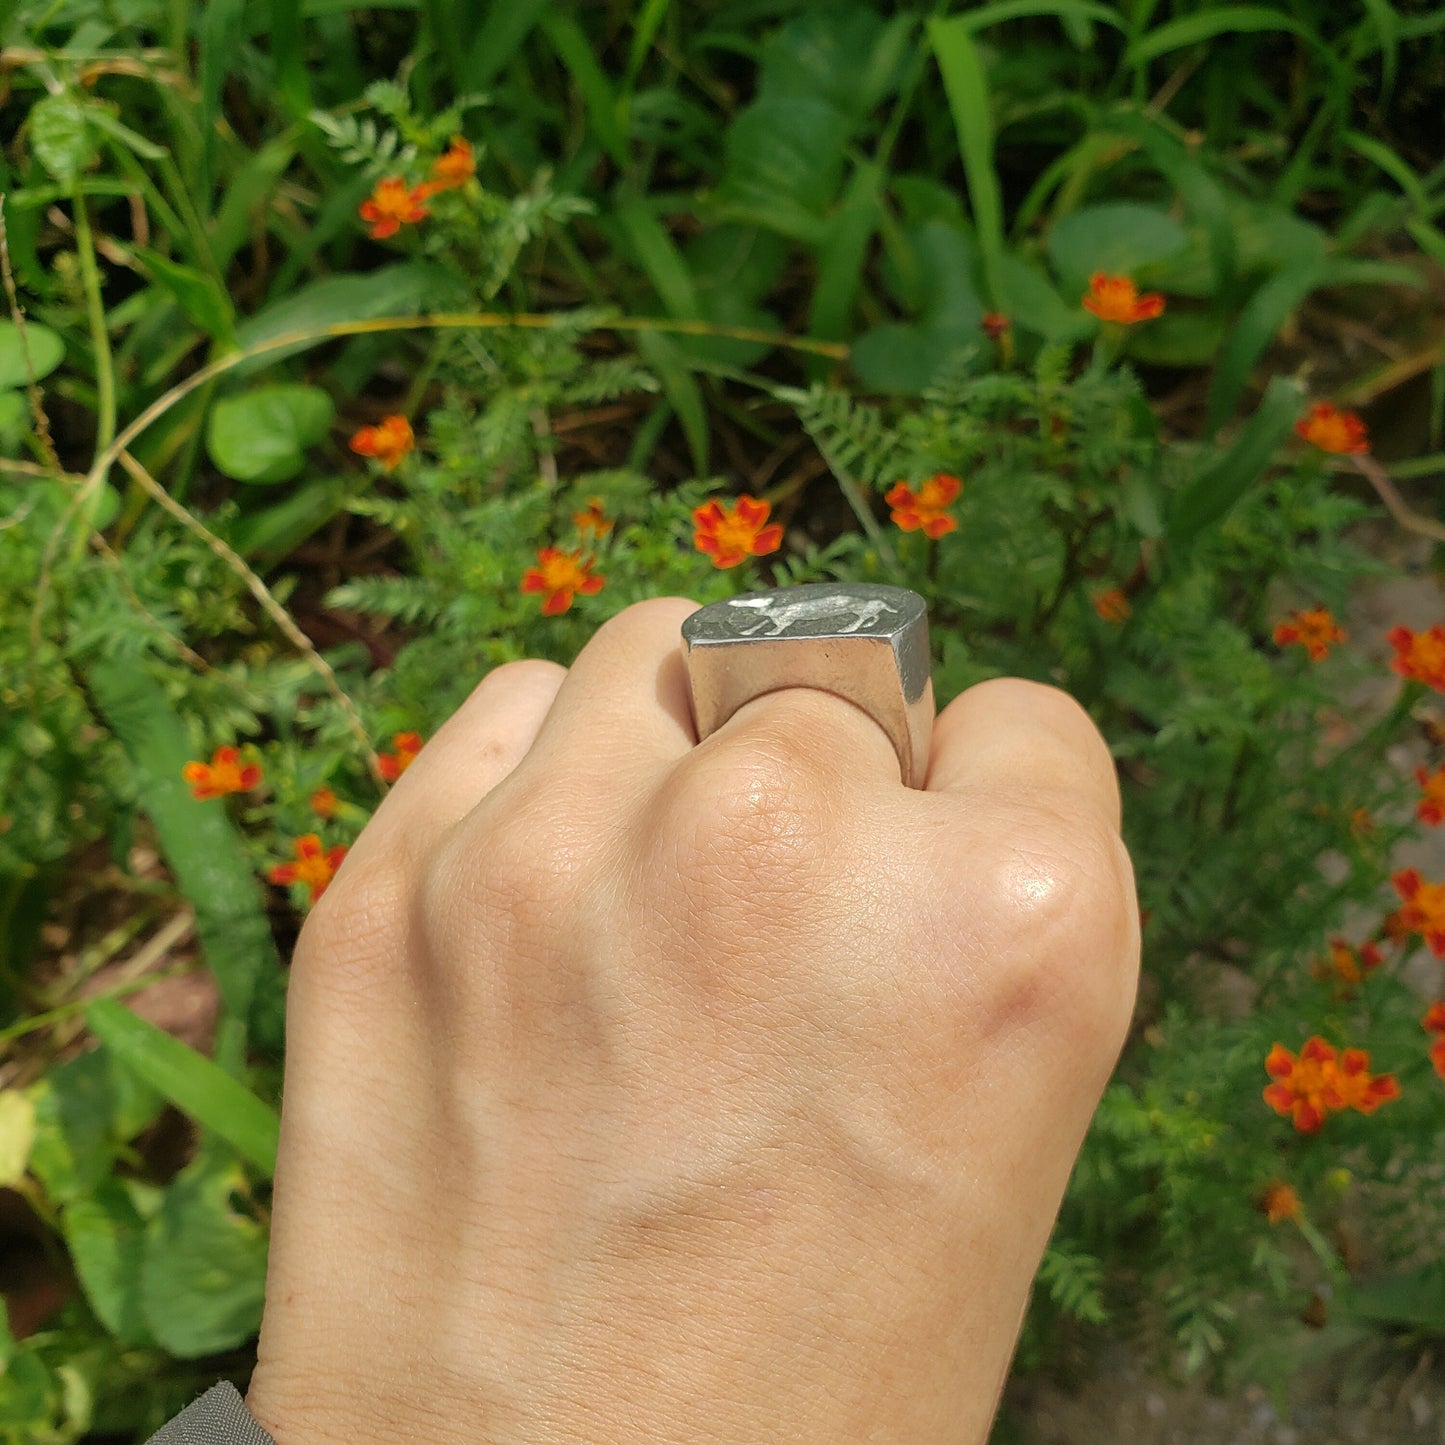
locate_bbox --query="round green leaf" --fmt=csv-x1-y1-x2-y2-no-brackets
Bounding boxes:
0,320,65,391
1046,203,1188,298
28,93,98,187
206,383,336,484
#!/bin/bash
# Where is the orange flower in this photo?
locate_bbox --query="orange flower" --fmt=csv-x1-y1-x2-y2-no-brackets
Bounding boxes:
1263,1037,1344,1134
1093,588,1131,623
1316,936,1384,989
309,787,339,818
1391,867,1445,957
1426,1001,1445,1079
981,312,1011,340
521,547,605,614
269,834,349,901
1415,764,1445,826
350,415,414,470
1333,1048,1400,1114
1273,607,1346,661
884,473,962,539
1295,403,1369,456
1388,624,1445,692
1081,273,1165,324
358,177,430,240
1259,1181,1303,1225
691,496,785,569
378,731,424,782
424,136,475,193
573,496,613,538
181,746,262,801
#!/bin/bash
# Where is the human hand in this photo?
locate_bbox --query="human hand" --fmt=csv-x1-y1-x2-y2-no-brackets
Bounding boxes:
245,596,1139,1444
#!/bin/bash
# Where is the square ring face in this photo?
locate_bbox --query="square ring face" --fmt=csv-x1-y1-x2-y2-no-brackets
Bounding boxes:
680,583,934,788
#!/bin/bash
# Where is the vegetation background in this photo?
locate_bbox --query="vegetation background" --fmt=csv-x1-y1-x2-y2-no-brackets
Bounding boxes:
1,1,1444,1439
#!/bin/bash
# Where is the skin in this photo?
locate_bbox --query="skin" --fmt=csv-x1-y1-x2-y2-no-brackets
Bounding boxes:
246,596,1140,1444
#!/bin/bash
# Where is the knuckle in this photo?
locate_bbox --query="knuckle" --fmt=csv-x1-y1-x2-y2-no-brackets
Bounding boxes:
291,851,412,1000
973,814,1138,1061
477,656,566,697
659,741,831,901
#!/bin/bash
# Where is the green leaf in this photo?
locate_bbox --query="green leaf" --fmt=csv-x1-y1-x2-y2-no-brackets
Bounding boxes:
0,1091,36,1187
209,137,297,275
225,476,349,561
81,658,281,1028
713,96,852,243
461,0,552,86
25,1049,162,1205
206,383,335,484
635,329,709,473
140,1151,269,1358
957,0,1123,37
85,999,280,1176
994,254,1090,342
1166,375,1303,558
1046,202,1188,299
627,0,672,81
1343,1261,1445,1333
811,161,885,344
133,246,237,345
1125,5,1317,66
0,320,65,391
539,12,630,170
232,262,462,371
199,0,249,196
852,222,985,394
927,17,1005,305
1204,250,1325,434
28,93,98,187
63,1180,159,1347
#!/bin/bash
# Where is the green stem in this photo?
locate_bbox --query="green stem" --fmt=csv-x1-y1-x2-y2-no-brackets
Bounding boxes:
72,192,116,465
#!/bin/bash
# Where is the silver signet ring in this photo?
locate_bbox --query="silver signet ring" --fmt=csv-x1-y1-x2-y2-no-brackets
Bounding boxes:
680,582,934,789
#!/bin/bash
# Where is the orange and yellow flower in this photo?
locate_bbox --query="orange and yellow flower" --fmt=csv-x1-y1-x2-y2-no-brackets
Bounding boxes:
1295,403,1369,455
350,414,414,470
1264,1037,1345,1134
1264,1036,1399,1132
691,496,784,569
1081,273,1165,325
1333,1048,1401,1114
1273,607,1346,662
573,496,613,538
1093,588,1131,623
1391,867,1445,957
269,834,349,901
521,547,605,614
1424,1000,1445,1079
885,473,962,539
1388,624,1445,692
358,177,430,240
309,787,339,818
1259,1181,1303,1225
378,731,424,782
423,136,475,194
1315,936,1384,990
182,746,262,801
981,311,1011,340
1415,765,1445,826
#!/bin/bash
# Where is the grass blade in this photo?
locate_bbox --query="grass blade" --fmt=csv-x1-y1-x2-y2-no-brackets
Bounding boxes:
1167,376,1304,559
539,12,631,171
927,17,1005,306
82,657,280,1032
1205,254,1325,435
627,0,673,83
1125,6,1315,65
462,0,554,88
85,999,279,1177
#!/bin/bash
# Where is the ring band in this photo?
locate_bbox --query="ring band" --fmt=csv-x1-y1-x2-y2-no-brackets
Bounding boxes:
680,582,934,788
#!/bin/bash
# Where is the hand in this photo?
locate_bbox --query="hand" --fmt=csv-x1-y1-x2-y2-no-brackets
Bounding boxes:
245,597,1139,1444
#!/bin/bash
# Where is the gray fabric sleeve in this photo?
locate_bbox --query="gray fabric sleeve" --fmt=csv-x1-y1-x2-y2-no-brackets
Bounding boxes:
144,1383,278,1445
